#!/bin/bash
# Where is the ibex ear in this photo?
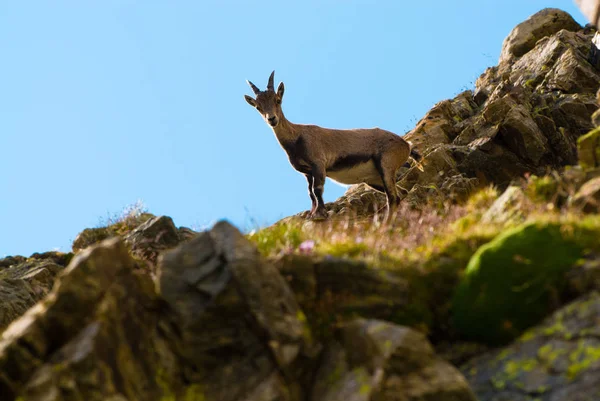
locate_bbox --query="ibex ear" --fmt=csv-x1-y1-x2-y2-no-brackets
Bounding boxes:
244,95,257,107
277,82,285,99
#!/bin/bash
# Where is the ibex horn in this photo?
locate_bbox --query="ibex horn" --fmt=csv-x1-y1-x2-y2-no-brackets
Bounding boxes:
267,71,275,92
247,80,261,95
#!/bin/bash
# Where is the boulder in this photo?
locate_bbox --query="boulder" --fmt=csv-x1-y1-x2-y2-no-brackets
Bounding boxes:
156,221,317,400
481,186,529,225
312,319,476,401
0,238,152,400
0,222,319,401
463,291,600,401
0,260,62,332
571,176,600,212
124,215,184,265
499,8,581,65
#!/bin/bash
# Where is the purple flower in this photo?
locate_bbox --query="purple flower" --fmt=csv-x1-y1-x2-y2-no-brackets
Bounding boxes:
298,240,315,254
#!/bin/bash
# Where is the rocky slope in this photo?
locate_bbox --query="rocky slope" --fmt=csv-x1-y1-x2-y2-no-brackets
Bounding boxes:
2,8,600,401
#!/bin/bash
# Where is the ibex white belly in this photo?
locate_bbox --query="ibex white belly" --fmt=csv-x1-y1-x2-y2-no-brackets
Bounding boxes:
327,160,382,185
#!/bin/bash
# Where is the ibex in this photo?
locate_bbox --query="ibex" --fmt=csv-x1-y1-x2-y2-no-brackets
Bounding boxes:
244,71,422,220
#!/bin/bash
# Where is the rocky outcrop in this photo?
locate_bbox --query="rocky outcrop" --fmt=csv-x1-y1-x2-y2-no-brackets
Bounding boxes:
499,9,581,65
0,223,476,400
463,292,600,401
320,9,600,217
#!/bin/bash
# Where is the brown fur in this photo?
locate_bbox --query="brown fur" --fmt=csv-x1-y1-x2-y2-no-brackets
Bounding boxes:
245,71,418,219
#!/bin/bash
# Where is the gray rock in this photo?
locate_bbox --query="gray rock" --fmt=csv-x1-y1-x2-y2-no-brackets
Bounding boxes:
157,220,317,401
312,319,476,401
463,292,600,401
499,9,581,65
0,261,62,332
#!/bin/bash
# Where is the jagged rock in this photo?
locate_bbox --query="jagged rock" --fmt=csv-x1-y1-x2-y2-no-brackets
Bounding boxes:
463,291,600,401
27,251,73,267
578,127,600,169
0,256,26,269
499,104,549,164
157,221,316,401
0,222,319,401
71,212,155,252
312,319,476,401
499,8,581,65
124,215,182,265
0,238,159,400
324,9,597,216
0,260,63,332
571,176,600,212
546,47,600,93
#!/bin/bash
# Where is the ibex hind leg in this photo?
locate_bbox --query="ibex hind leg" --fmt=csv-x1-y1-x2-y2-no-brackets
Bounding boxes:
374,155,401,218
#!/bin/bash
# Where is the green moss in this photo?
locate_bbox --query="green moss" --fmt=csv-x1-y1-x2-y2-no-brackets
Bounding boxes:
248,223,305,256
526,175,558,203
524,78,536,89
452,221,589,345
184,384,205,401
567,341,600,380
320,242,369,258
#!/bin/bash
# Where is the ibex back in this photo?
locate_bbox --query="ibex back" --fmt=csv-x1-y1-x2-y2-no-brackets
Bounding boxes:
245,71,422,220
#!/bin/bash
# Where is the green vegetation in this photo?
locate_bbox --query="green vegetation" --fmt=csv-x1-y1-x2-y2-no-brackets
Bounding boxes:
452,218,600,345
247,178,600,346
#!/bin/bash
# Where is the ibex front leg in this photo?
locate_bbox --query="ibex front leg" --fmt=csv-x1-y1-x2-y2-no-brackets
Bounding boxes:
310,164,328,220
305,173,318,215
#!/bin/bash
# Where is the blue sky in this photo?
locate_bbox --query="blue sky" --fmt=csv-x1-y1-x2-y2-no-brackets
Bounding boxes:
0,1,587,256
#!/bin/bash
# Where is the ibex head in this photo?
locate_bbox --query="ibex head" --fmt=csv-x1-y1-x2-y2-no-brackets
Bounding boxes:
244,71,285,128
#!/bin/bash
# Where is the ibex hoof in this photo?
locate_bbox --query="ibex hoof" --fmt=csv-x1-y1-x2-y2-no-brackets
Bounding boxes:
309,209,329,221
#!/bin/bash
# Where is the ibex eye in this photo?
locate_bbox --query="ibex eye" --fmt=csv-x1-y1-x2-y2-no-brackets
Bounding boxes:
276,99,281,105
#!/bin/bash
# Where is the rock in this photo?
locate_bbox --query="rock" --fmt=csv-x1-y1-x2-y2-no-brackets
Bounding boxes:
0,256,26,269
571,176,600,212
124,215,182,265
157,221,316,400
545,47,600,93
499,8,581,65
452,221,593,345
27,251,73,267
0,238,148,400
481,186,529,225
0,260,62,331
71,212,155,252
463,291,600,401
578,127,600,169
498,104,549,165
277,255,411,338
71,226,111,253
312,319,476,401
0,222,321,401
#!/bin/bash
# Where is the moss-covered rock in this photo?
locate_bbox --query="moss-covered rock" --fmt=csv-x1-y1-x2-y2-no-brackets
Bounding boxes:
452,221,595,345
462,292,600,401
